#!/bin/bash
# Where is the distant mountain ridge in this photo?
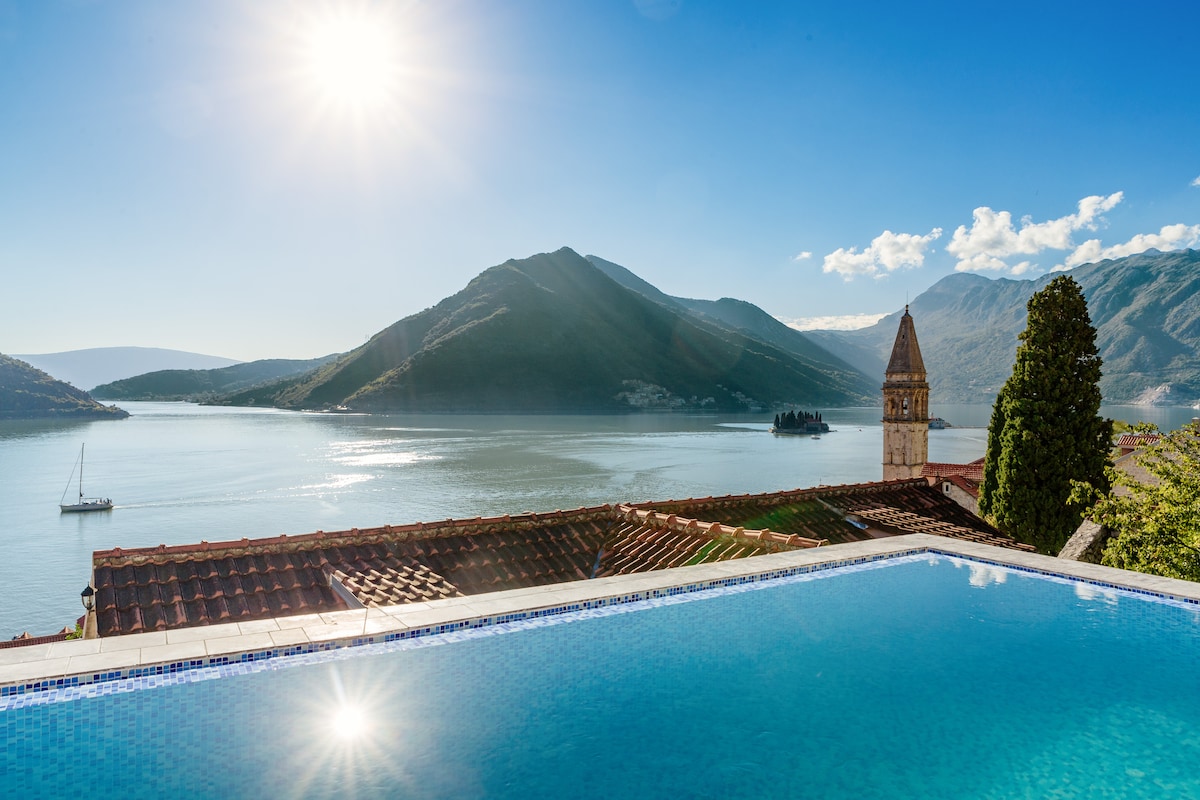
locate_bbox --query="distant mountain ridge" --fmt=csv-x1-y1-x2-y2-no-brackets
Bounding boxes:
0,354,129,420
12,347,241,391
809,249,1200,405
21,249,1196,412
221,248,877,412
91,356,339,401
586,255,869,382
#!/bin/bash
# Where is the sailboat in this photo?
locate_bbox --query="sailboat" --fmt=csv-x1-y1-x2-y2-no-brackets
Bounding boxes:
59,443,113,513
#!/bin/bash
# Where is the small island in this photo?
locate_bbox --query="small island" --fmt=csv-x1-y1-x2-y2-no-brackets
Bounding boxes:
771,409,829,435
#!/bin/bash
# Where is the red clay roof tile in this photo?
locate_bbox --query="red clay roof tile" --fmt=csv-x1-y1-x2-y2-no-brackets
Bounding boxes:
1116,433,1160,453
922,462,985,482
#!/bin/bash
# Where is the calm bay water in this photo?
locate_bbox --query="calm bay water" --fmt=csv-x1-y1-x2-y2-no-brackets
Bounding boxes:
0,401,1192,637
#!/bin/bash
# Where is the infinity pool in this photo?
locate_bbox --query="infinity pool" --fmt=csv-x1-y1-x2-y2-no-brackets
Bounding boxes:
5,554,1200,798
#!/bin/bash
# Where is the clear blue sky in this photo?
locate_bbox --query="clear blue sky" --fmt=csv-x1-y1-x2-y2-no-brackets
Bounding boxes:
3,0,1198,361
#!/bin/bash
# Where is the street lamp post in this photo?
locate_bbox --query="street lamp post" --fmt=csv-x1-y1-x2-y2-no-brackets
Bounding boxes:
80,585,96,639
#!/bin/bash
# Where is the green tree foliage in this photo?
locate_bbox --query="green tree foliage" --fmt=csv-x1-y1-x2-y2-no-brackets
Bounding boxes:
978,275,1112,553
1097,423,1200,581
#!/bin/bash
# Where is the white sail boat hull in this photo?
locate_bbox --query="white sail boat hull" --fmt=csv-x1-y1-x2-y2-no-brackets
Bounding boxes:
60,499,113,513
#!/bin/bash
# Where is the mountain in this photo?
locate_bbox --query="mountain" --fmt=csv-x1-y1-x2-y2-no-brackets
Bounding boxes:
1074,250,1200,404
0,354,129,420
91,356,339,401
810,249,1200,405
11,347,241,391
222,248,877,413
586,255,875,392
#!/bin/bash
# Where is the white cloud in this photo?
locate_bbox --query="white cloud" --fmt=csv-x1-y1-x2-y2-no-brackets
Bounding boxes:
792,251,813,261
967,563,1008,588
820,188,1195,280
1058,239,1103,270
1075,582,1118,605
821,228,943,280
947,192,1123,274
1062,223,1200,269
784,313,889,331
1192,175,1200,187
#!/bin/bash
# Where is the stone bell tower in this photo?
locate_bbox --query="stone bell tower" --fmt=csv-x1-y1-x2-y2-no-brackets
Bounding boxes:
882,306,929,480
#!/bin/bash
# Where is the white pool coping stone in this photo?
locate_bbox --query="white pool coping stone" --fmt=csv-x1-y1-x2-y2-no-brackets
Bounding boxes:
3,533,1199,699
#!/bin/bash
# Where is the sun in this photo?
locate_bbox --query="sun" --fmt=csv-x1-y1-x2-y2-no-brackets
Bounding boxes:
330,703,370,740
259,1,454,161
298,6,403,116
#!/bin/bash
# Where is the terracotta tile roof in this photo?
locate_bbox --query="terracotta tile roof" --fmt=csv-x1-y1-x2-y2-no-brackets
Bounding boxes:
1116,433,1161,452
634,479,1030,552
594,507,825,577
922,458,985,483
90,482,1030,637
92,507,616,637
630,494,864,545
2,630,73,649
93,549,345,637
829,488,1030,550
933,473,980,498
327,561,460,607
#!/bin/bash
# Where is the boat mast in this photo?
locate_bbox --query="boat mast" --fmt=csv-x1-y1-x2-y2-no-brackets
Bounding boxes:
79,443,85,501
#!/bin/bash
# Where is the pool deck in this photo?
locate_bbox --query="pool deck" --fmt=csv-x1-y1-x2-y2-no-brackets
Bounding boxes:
4,533,1200,698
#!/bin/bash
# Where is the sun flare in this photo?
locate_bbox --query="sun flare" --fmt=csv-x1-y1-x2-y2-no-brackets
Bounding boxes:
298,7,402,115
330,704,370,740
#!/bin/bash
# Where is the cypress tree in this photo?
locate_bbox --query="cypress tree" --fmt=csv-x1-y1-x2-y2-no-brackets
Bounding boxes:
978,275,1112,553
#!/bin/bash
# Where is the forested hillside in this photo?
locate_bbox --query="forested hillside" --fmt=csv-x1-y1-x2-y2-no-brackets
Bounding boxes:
0,354,129,420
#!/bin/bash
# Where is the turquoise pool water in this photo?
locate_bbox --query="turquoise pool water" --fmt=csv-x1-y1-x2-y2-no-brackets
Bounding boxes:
5,555,1200,798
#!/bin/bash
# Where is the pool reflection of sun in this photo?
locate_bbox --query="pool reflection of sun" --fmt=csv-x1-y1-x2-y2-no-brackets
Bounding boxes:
298,6,402,116
331,703,370,740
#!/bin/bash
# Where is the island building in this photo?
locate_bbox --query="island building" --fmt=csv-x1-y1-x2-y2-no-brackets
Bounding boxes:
882,306,929,481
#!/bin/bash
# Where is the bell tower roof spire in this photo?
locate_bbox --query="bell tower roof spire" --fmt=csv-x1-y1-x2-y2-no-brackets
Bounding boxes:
886,306,926,377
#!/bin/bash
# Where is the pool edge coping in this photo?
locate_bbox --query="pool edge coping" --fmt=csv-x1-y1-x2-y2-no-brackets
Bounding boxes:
4,533,1200,701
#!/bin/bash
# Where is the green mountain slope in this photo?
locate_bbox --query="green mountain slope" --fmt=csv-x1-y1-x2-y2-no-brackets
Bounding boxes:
1074,250,1200,404
224,248,876,412
810,249,1200,405
91,356,338,401
585,255,877,400
0,354,129,420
